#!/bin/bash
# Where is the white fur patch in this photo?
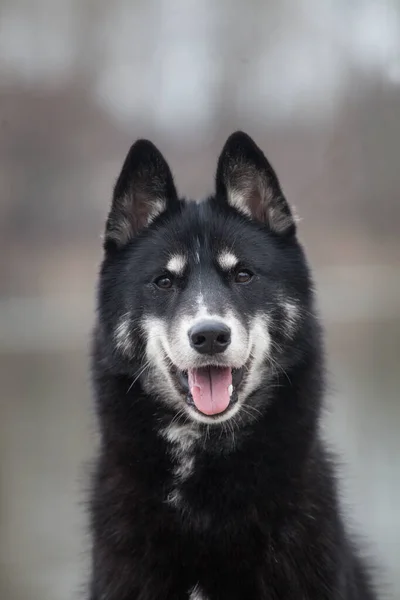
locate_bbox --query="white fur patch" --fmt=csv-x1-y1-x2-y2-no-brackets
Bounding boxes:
174,455,195,479
226,178,295,234
162,423,200,451
170,293,248,374
107,196,166,246
165,488,182,507
162,424,199,481
114,313,132,355
141,307,271,426
167,254,187,275
146,198,166,224
217,250,238,271
239,313,271,402
227,186,252,217
194,236,201,264
282,300,299,337
161,423,200,506
141,316,182,407
189,584,208,600
107,214,133,247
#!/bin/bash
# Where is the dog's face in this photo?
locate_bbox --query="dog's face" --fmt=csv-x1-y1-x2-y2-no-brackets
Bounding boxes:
98,132,313,425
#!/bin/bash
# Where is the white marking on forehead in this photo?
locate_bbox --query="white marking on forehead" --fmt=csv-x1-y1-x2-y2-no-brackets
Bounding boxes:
217,250,238,270
196,292,208,314
166,254,187,275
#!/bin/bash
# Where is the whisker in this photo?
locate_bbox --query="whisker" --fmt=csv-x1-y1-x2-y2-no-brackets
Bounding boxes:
126,360,152,393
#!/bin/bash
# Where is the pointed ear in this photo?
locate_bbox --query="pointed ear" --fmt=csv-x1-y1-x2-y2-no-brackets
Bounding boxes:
215,131,295,236
105,139,178,248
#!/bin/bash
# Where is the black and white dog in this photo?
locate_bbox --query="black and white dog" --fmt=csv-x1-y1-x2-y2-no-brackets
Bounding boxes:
89,132,376,599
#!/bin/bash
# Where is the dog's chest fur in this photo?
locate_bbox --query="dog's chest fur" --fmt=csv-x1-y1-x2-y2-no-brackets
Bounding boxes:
160,423,200,507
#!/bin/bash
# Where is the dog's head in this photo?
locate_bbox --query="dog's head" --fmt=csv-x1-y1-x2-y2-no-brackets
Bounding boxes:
97,132,315,424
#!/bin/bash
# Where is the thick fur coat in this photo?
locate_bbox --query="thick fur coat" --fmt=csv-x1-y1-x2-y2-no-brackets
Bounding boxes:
88,132,376,599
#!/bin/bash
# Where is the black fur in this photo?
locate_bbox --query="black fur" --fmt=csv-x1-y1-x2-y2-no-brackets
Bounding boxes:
88,132,377,599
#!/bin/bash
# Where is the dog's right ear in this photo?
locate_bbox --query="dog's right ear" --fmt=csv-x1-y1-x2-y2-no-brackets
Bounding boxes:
105,140,178,249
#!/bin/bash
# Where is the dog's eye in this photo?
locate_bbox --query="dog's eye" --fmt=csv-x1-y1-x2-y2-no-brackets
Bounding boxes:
155,275,173,289
234,270,253,284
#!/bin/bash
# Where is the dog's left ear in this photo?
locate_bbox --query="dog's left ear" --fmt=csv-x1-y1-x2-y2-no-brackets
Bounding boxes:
216,131,295,236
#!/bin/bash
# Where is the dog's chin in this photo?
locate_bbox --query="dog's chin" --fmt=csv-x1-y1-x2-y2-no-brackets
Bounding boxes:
170,360,250,422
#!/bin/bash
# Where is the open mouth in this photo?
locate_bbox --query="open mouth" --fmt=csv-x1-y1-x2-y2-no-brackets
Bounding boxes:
175,366,245,417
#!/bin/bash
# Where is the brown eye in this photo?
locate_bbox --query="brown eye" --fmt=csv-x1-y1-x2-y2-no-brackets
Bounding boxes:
235,270,253,284
155,276,173,289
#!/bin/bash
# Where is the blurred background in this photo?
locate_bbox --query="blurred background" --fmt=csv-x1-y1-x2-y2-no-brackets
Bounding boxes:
0,0,399,598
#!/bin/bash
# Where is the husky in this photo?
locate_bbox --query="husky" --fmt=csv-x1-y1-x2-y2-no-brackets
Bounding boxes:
88,132,377,599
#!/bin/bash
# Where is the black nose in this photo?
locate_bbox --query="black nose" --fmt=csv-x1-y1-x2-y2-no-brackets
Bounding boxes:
189,321,231,355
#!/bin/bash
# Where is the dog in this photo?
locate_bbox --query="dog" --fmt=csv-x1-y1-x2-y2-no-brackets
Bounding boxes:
88,132,377,599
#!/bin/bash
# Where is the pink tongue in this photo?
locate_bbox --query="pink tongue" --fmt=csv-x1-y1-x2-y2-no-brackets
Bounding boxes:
188,367,232,415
